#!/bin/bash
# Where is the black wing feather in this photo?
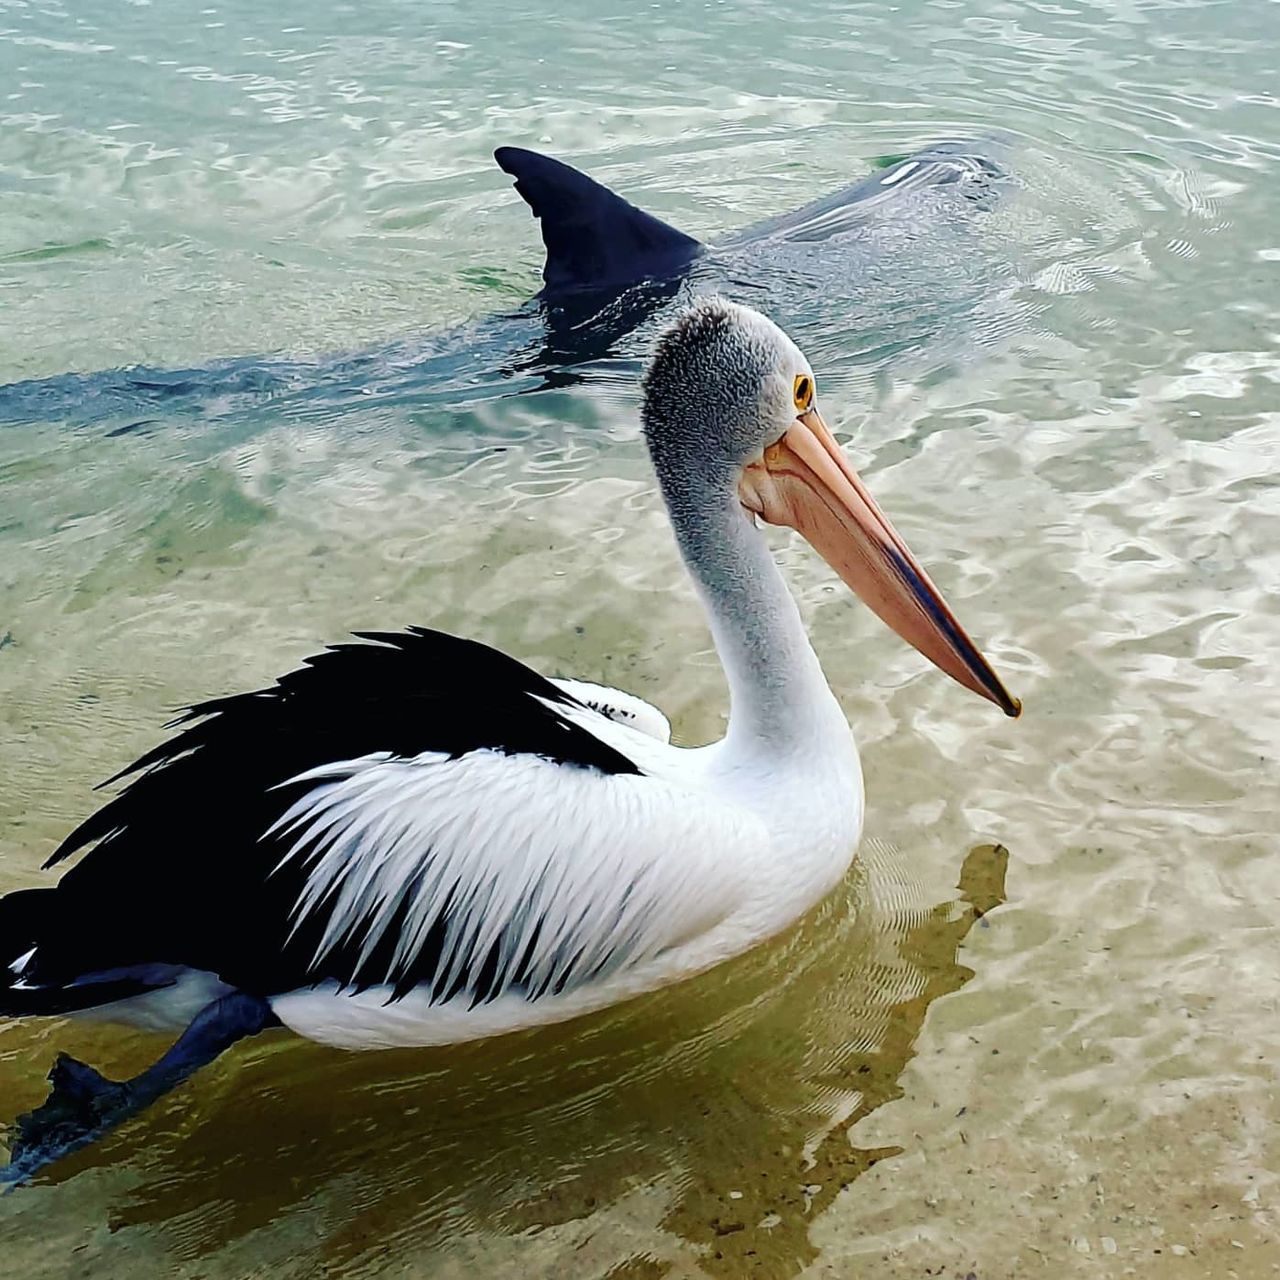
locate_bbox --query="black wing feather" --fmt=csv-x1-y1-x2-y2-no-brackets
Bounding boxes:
13,628,640,1003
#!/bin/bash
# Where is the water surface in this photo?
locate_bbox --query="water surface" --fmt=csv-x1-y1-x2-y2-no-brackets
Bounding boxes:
1,0,1278,1276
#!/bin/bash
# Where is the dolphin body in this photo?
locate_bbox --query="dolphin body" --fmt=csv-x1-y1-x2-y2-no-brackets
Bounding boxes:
0,141,1010,432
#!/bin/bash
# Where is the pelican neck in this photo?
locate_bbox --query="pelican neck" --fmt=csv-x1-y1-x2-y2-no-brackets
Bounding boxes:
665,480,850,762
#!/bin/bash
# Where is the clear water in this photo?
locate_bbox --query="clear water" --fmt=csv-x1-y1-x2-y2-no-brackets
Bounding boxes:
1,0,1278,1275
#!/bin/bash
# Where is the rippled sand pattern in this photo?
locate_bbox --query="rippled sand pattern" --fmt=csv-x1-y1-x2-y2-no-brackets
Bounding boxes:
1,0,1279,1276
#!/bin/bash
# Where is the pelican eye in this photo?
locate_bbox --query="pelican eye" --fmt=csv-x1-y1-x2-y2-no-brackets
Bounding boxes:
792,375,814,411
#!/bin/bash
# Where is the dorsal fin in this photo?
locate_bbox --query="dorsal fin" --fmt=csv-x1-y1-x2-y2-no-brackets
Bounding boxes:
495,147,702,298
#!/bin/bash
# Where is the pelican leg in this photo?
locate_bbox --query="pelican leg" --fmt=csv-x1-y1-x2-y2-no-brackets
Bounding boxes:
1,990,277,1188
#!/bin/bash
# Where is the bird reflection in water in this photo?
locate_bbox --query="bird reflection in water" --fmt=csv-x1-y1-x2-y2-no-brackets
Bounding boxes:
39,841,1008,1280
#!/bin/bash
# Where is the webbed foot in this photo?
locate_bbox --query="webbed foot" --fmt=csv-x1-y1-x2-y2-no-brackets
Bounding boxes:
2,991,278,1187
2,1053,134,1187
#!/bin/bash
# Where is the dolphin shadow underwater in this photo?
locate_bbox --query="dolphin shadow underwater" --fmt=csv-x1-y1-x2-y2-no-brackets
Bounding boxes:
0,140,1014,432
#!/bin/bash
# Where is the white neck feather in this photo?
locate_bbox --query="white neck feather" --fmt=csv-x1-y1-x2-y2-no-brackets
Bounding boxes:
668,487,852,766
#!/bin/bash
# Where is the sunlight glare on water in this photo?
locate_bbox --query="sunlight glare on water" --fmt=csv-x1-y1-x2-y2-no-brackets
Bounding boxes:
1,0,1278,1275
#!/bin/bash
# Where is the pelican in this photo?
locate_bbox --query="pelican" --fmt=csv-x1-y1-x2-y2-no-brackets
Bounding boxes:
0,299,1018,1184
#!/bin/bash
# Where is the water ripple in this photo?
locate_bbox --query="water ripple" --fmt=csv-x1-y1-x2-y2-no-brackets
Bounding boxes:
1,0,1279,1275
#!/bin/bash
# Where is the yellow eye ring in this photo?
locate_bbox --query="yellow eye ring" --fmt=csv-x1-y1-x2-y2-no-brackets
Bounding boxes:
793,374,814,411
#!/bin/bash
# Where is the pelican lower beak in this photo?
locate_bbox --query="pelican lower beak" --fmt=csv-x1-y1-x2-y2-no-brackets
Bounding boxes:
740,407,1020,717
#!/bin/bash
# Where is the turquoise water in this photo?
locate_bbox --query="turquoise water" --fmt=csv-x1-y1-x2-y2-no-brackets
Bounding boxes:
2,0,1279,1276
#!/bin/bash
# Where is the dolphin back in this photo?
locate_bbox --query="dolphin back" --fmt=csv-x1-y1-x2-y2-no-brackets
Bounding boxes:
726,139,1009,247
495,147,703,299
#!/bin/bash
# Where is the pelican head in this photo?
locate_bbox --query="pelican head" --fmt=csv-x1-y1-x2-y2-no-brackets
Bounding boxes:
642,297,1020,716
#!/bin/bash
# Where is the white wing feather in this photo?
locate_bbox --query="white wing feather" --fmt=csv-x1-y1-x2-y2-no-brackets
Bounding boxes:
548,679,672,743
267,747,761,1002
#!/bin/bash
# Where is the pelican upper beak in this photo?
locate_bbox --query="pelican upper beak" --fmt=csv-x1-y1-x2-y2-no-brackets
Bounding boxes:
740,406,1020,716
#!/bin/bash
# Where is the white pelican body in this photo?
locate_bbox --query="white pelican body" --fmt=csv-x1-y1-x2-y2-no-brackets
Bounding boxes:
270,662,862,1050
0,300,1017,1180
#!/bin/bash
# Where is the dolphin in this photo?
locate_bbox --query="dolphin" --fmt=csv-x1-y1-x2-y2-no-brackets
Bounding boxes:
0,141,1011,432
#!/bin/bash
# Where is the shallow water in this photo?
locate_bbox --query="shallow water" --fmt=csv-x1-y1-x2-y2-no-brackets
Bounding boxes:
1,0,1279,1275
